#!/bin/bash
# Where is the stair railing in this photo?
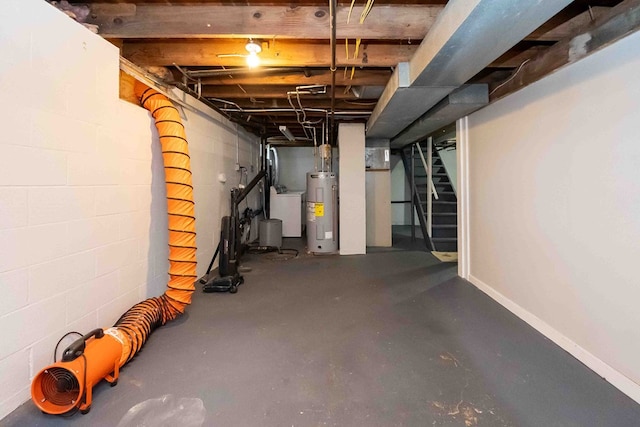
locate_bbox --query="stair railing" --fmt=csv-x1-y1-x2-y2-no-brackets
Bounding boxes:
400,148,434,251
415,138,438,238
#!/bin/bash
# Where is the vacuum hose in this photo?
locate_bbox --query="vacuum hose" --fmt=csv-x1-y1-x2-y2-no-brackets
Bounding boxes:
31,82,197,415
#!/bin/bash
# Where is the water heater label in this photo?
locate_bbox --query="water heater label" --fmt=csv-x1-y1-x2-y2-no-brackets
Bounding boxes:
315,203,324,217
325,231,333,239
307,202,316,222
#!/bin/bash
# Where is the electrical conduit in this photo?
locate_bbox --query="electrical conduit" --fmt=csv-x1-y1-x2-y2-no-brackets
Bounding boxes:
31,82,197,415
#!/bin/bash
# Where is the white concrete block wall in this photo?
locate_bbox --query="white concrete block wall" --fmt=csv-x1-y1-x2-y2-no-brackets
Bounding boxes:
0,0,260,419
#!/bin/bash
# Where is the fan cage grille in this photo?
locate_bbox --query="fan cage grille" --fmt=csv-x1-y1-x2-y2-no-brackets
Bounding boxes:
40,367,81,407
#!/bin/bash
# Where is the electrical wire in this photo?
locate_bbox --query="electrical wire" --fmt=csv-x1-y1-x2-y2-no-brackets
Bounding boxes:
489,59,531,96
360,0,375,23
247,244,299,259
80,354,88,413
347,0,357,24
53,331,83,363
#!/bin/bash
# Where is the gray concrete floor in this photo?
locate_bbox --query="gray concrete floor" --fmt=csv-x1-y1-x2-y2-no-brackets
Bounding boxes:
5,234,640,426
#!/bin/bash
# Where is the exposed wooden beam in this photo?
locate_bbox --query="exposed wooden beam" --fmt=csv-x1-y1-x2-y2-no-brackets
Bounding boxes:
201,85,365,99
123,39,416,67
526,7,608,41
196,69,392,86
210,98,376,111
86,4,443,39
489,45,549,68
491,0,640,100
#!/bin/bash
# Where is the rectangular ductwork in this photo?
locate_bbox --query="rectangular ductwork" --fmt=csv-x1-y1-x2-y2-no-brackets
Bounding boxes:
366,0,573,140
391,84,488,148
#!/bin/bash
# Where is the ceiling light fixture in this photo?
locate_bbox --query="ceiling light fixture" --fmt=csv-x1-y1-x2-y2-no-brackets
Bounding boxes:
279,125,295,142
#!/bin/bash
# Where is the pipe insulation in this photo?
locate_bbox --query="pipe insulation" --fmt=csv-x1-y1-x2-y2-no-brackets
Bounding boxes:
31,82,197,415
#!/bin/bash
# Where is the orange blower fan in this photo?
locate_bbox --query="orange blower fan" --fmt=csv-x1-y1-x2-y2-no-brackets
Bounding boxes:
30,82,197,416
31,329,127,414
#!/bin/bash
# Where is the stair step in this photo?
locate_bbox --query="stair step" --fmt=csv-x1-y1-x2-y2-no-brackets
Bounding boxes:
431,227,458,239
417,189,455,195
432,213,457,224
433,217,456,223
414,176,451,182
432,225,457,238
430,200,457,213
433,242,457,252
431,237,458,252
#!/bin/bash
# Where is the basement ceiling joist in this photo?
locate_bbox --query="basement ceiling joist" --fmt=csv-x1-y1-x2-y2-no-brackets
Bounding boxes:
199,85,383,99
214,99,377,111
123,39,416,67
193,68,392,87
74,0,624,139
88,4,443,39
490,0,640,100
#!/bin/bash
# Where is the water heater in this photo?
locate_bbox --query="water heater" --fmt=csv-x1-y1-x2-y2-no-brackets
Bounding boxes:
306,142,338,254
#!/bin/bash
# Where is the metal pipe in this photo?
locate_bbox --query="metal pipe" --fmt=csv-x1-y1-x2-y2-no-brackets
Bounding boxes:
410,144,415,241
329,0,337,144
220,108,371,115
235,170,267,207
332,184,338,242
186,67,306,78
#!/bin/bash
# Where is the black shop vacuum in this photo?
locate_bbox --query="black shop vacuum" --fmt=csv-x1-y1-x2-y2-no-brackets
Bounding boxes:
201,170,265,293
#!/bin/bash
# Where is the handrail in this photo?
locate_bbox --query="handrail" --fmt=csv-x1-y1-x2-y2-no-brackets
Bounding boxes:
416,142,439,201
415,139,438,240
410,144,416,240
399,149,434,251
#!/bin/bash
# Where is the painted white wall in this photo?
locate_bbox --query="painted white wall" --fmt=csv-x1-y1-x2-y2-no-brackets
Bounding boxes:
462,31,640,403
0,0,259,419
438,147,457,194
338,123,366,254
276,147,315,191
276,146,338,192
390,155,411,225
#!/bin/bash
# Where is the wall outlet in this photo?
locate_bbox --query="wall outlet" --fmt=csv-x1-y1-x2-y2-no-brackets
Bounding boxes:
235,163,240,171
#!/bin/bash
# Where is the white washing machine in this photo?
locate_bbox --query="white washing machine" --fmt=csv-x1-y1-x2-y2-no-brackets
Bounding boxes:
269,187,305,237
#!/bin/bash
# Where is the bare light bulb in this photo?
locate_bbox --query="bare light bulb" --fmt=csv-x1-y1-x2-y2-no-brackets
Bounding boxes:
246,52,260,68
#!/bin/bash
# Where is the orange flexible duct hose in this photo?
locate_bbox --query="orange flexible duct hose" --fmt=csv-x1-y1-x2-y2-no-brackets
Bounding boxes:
135,82,197,320
31,82,197,415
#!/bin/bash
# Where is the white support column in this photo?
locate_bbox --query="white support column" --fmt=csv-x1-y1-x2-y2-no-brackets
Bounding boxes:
456,116,470,279
339,123,366,255
426,137,433,238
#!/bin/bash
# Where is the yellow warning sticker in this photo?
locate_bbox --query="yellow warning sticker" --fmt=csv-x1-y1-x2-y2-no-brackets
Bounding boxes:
315,203,324,217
